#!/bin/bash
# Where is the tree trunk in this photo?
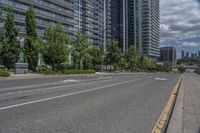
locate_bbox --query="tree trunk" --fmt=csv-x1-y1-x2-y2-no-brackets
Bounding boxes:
80,59,83,70
52,62,55,71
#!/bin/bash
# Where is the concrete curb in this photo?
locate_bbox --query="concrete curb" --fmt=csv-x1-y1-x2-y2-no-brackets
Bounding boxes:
151,75,183,133
0,74,97,81
166,75,184,133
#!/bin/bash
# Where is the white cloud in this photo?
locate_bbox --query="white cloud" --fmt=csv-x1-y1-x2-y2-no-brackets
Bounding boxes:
182,42,200,47
160,0,200,40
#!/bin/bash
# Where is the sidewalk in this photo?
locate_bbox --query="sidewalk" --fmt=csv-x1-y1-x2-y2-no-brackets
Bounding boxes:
0,73,98,81
0,73,48,81
167,73,200,133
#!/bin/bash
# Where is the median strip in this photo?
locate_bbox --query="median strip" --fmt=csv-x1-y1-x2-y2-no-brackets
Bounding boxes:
151,75,183,133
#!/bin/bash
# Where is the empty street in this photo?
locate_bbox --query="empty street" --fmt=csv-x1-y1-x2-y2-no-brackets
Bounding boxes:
0,73,181,133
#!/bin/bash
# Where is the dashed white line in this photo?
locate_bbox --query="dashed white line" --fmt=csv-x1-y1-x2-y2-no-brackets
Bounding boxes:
7,92,14,95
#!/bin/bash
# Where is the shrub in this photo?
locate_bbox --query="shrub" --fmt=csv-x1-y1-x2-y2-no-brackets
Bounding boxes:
178,66,186,73
0,69,10,77
42,69,56,75
157,65,172,72
37,65,56,75
36,65,48,73
62,70,95,75
195,68,200,74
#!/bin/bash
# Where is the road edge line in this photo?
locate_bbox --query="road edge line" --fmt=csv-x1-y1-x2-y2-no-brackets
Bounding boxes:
151,74,183,133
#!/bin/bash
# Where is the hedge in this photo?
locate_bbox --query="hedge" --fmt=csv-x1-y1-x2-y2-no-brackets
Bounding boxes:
0,69,10,77
37,65,95,75
37,65,56,75
41,69,56,75
62,70,96,75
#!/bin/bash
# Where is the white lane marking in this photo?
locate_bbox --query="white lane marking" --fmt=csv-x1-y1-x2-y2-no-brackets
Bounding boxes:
154,77,168,81
0,77,111,92
97,76,112,80
0,82,63,92
61,79,79,83
0,78,142,111
7,92,14,95
2,78,114,96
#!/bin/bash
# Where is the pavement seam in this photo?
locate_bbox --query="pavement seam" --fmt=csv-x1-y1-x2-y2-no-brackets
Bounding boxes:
151,75,183,133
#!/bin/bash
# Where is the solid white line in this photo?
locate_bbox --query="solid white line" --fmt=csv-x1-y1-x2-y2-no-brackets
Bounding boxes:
0,78,142,111
0,77,112,92
0,82,63,91
2,78,114,96
7,92,14,95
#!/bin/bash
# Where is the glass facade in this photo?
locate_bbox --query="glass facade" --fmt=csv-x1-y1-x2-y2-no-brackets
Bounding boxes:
160,47,176,67
110,0,128,51
111,0,160,58
0,0,109,46
129,0,160,58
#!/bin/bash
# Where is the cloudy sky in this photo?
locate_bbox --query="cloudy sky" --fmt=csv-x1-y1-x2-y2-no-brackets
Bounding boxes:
160,0,200,58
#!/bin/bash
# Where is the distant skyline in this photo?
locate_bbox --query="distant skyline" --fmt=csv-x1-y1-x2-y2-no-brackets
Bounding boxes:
160,0,200,58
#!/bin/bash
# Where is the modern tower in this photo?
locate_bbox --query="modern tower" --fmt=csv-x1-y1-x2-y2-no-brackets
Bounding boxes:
186,52,189,58
182,50,185,59
105,0,112,49
129,0,160,58
160,47,177,67
111,0,160,59
110,0,128,51
0,0,109,47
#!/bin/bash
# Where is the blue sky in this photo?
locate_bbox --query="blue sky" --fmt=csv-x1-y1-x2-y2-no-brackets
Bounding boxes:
160,0,200,58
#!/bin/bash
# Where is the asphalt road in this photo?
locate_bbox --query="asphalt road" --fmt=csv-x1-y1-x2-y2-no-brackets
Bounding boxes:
0,73,180,133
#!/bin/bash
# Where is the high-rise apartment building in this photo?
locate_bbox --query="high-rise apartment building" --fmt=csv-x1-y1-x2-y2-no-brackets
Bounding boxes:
160,47,176,67
0,0,109,46
105,0,112,48
111,0,160,58
186,52,189,58
191,53,195,59
182,50,185,59
110,0,128,51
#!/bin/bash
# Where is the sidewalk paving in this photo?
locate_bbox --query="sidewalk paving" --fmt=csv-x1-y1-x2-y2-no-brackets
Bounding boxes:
167,73,200,133
0,73,60,81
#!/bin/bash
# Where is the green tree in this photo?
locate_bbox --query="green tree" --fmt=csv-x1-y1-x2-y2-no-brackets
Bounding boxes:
1,8,20,69
24,6,38,71
0,7,3,35
105,40,122,70
125,46,139,71
159,64,172,72
42,24,69,71
88,45,102,69
0,8,4,60
140,57,156,72
118,54,128,71
178,65,186,73
72,33,91,70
